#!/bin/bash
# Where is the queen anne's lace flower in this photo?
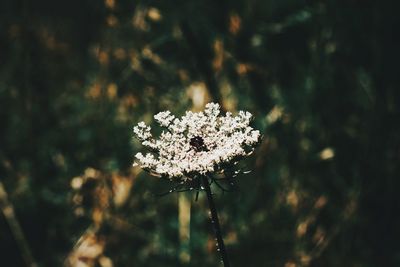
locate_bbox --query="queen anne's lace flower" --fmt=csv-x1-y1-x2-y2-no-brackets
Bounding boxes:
133,103,261,180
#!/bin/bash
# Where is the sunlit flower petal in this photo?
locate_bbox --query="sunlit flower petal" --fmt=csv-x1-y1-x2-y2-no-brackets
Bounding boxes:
133,103,261,179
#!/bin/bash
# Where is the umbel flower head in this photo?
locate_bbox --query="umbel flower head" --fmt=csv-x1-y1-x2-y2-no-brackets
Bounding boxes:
133,103,261,180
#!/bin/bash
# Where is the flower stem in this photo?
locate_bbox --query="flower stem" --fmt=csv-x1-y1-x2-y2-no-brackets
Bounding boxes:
201,176,231,267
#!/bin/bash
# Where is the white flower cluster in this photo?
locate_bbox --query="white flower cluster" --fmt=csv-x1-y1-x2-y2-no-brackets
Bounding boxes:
133,103,261,180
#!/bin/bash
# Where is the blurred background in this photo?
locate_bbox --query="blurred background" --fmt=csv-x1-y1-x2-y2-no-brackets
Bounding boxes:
1,0,399,266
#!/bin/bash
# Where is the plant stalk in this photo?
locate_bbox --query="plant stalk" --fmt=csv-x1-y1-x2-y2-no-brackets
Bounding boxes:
0,181,38,267
201,176,231,267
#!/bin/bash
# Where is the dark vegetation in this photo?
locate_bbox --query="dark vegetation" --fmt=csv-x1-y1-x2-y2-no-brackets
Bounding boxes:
0,0,399,266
